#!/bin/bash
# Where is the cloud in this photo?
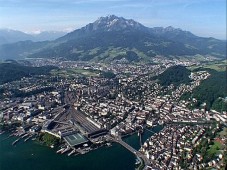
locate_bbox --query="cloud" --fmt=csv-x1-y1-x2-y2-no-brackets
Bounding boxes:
26,29,42,34
63,27,75,32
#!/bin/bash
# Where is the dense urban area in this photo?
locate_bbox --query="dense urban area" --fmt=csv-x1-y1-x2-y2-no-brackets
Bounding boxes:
0,57,226,170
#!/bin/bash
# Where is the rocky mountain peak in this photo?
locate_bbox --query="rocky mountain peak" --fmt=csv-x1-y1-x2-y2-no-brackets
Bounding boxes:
82,15,146,32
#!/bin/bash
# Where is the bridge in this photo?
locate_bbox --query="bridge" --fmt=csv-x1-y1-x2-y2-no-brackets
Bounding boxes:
111,137,150,168
144,128,156,134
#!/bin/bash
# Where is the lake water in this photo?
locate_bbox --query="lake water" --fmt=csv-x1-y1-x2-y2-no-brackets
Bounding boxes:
0,125,163,170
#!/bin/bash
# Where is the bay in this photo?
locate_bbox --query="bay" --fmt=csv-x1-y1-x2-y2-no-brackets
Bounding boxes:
0,125,162,170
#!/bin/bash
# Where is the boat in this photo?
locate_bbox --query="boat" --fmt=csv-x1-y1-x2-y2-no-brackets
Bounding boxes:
158,120,164,125
68,149,76,156
146,120,153,127
137,129,143,136
9,134,14,137
56,148,65,153
106,143,112,147
50,145,54,148
61,147,71,154
135,158,141,165
81,151,86,154
0,131,5,135
81,150,89,155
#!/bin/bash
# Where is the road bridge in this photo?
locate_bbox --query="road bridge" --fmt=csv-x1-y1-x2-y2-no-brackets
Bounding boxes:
144,128,156,134
111,137,150,168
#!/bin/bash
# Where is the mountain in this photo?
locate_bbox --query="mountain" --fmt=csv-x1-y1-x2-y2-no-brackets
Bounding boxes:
0,29,34,45
149,26,226,56
31,31,67,41
0,40,49,60
0,29,66,45
0,15,226,61
58,15,148,42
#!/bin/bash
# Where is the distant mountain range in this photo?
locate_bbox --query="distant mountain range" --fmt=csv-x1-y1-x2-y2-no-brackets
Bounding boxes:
0,15,226,61
0,29,66,45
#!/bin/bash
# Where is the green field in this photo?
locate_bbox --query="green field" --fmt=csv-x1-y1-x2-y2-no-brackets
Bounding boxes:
197,64,225,72
51,68,100,77
189,60,226,72
207,141,222,156
219,127,227,138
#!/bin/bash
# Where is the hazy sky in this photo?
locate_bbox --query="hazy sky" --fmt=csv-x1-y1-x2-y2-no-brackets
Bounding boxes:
0,0,226,39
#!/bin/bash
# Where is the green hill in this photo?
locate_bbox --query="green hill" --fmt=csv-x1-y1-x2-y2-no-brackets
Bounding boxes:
181,69,227,111
0,62,56,84
156,65,191,86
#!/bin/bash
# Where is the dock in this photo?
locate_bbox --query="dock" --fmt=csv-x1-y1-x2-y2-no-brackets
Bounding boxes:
12,138,20,146
24,136,32,142
21,134,29,139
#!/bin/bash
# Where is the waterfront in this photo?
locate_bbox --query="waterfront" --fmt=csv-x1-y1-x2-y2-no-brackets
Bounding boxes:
0,126,162,170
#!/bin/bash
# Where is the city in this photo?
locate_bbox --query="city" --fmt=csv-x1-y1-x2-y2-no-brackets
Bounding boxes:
0,58,226,170
0,1,226,169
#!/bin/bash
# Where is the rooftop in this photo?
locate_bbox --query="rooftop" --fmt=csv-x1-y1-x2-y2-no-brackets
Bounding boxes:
64,133,88,147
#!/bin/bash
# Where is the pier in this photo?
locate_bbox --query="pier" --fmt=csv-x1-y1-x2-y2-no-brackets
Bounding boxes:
12,138,20,146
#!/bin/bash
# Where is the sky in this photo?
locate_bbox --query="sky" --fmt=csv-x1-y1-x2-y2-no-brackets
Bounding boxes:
0,0,226,39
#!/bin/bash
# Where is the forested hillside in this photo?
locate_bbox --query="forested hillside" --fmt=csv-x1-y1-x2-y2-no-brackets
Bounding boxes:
181,68,227,111
0,62,56,84
155,65,191,86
